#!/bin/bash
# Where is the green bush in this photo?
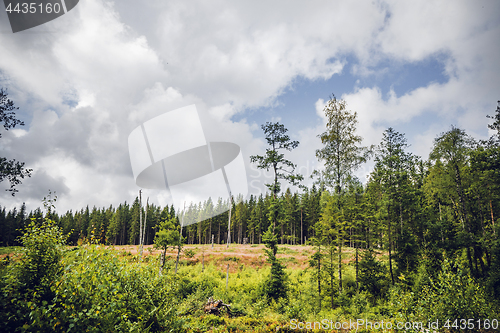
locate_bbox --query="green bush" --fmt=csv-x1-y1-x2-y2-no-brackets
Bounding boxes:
0,218,67,331
184,249,196,258
0,231,183,333
18,219,67,298
390,258,495,329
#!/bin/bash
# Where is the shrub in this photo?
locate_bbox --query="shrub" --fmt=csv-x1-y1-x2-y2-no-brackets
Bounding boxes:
18,219,67,298
184,248,196,258
0,218,67,331
391,258,495,329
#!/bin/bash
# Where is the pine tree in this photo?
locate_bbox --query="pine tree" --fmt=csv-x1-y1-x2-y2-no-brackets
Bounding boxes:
430,126,476,275
371,128,414,284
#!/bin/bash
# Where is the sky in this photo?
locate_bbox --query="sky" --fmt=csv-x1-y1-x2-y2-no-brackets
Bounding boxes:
0,0,499,215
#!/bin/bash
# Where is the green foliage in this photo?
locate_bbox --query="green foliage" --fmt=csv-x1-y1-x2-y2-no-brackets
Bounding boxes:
265,256,287,301
154,216,179,252
184,248,196,259
0,218,67,330
3,112,500,330
358,249,388,301
249,122,303,196
315,95,372,194
0,213,186,332
262,225,287,301
391,258,494,327
0,245,20,255
17,218,67,298
0,87,32,196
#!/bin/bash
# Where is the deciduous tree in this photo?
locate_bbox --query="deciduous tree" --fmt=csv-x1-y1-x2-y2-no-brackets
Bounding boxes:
0,88,32,195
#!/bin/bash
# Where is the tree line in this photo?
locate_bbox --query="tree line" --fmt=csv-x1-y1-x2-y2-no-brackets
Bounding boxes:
0,187,324,249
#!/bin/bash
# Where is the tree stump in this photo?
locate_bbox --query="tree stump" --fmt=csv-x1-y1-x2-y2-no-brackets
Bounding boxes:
204,297,231,316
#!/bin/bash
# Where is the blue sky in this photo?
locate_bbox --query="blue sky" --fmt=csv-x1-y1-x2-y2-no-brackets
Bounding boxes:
244,53,451,138
0,0,499,213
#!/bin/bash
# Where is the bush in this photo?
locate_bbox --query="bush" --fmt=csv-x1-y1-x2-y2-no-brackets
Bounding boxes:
184,248,196,258
0,225,184,333
0,218,67,331
391,258,495,329
18,219,67,298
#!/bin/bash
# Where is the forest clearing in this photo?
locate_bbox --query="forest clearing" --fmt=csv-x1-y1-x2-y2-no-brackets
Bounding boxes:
1,230,498,332
1,93,500,332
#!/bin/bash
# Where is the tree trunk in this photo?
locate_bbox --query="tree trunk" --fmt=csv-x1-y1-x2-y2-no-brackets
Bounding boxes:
491,200,496,235
227,202,232,248
318,242,321,312
355,243,359,292
388,209,394,285
330,244,334,309
139,191,142,254
338,235,343,294
301,208,303,245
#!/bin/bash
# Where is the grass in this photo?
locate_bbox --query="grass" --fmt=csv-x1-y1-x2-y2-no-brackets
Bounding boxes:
280,257,298,264
5,242,491,332
277,247,299,255
0,246,21,256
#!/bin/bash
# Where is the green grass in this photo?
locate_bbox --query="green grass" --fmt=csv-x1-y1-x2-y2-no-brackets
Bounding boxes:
280,257,298,264
0,246,20,256
277,246,299,255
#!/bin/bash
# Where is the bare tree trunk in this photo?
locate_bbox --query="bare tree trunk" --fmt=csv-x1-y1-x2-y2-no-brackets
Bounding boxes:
318,242,321,312
355,243,359,292
159,250,165,276
491,200,496,235
388,210,394,285
227,201,232,248
202,247,205,272
139,190,142,257
175,225,182,274
338,237,343,294
301,208,303,245
330,244,334,309
175,203,185,274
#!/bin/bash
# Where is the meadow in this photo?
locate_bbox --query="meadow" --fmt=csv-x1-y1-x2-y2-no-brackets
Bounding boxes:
0,219,497,333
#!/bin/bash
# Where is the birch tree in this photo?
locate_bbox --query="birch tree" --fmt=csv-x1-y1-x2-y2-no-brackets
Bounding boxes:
315,95,371,294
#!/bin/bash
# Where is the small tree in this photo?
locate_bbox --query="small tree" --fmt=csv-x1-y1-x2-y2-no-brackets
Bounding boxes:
17,219,67,301
250,122,303,200
358,248,388,301
250,122,302,301
154,215,182,275
262,224,287,300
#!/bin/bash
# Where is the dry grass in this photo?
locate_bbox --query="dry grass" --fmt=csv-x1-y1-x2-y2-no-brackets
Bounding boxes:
1,243,387,274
